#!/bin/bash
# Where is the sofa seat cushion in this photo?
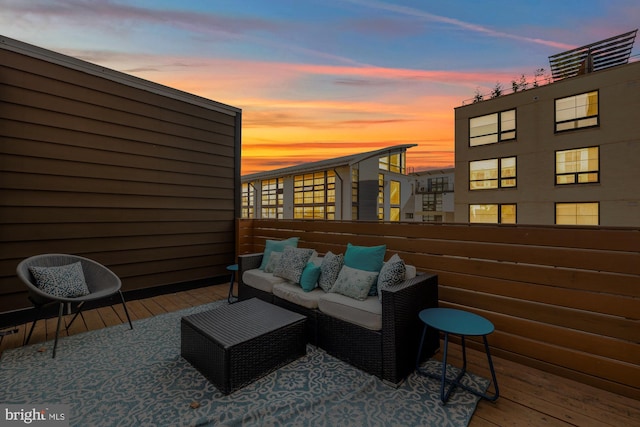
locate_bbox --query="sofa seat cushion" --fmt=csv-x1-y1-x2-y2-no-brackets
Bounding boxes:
318,292,382,331
242,269,287,293
273,282,325,310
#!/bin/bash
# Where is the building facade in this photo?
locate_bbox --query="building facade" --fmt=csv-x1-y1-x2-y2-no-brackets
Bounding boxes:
241,145,419,221
454,60,640,226
409,168,455,222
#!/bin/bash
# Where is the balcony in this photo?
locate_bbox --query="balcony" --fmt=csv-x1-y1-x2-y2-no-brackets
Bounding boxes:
1,219,638,425
2,282,638,425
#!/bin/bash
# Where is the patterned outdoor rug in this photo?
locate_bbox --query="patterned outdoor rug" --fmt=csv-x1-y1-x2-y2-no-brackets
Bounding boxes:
0,301,489,426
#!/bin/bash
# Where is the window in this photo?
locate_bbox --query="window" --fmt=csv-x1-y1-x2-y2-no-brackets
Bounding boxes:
378,173,384,220
390,180,400,222
428,176,449,192
241,182,255,218
293,171,336,219
379,151,406,173
351,167,359,220
556,147,599,184
555,202,599,225
469,204,516,224
469,109,516,146
422,193,442,212
555,91,598,132
469,157,516,190
261,178,283,219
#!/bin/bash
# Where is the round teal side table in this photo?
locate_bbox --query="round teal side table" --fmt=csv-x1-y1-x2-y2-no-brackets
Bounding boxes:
416,307,499,404
226,264,238,304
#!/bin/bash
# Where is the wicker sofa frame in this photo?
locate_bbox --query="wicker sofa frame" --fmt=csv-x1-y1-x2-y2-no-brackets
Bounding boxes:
238,252,440,386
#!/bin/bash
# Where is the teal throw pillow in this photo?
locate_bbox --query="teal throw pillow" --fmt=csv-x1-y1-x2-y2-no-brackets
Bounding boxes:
344,243,386,272
259,237,299,270
344,243,387,296
299,262,321,292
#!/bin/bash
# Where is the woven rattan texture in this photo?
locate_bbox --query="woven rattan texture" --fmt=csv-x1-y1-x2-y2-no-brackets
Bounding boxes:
181,298,306,394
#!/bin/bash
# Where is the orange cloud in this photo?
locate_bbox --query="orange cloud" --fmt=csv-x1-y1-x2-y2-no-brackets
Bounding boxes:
57,50,498,175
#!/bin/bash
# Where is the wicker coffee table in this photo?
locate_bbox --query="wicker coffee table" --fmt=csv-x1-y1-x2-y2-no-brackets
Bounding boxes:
181,298,307,395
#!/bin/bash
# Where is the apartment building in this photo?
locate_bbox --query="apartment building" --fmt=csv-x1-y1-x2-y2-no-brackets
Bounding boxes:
241,145,418,221
454,40,639,226
410,168,455,222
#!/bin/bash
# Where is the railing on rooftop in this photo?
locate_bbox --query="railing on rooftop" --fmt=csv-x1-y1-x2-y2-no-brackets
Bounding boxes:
236,219,640,400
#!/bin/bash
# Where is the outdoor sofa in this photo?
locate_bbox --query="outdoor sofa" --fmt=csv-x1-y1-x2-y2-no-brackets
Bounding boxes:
237,239,439,386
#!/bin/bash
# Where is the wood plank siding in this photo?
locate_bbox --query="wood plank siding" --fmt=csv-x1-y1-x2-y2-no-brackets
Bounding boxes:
0,37,241,312
237,219,640,400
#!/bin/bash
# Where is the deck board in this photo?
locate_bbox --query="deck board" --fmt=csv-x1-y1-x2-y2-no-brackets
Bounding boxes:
1,283,637,427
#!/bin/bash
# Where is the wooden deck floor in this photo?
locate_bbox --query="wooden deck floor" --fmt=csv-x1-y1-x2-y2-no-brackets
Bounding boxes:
1,284,638,426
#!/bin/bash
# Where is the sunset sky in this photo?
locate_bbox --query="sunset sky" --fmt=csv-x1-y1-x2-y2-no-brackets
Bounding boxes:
2,0,638,174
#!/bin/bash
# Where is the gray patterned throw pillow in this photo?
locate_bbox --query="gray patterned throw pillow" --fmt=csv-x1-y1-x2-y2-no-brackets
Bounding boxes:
318,251,344,292
29,262,91,298
377,254,406,302
273,246,314,284
331,265,379,301
264,251,283,273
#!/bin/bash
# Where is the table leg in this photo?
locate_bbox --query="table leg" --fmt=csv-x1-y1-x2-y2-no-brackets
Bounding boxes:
481,335,500,401
227,270,236,304
417,331,499,404
415,324,429,369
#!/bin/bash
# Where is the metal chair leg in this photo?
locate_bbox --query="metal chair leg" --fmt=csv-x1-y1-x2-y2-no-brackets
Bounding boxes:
24,317,38,346
119,291,133,329
52,303,64,358
65,301,85,331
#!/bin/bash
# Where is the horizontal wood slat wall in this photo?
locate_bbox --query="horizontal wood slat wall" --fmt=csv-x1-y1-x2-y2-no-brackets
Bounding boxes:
0,45,240,312
237,219,640,399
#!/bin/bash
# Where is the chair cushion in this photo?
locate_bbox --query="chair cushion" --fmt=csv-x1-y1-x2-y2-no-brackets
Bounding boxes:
259,237,299,270
318,292,382,331
330,265,378,301
29,262,90,298
273,282,324,310
273,247,314,284
242,269,286,293
318,251,343,292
